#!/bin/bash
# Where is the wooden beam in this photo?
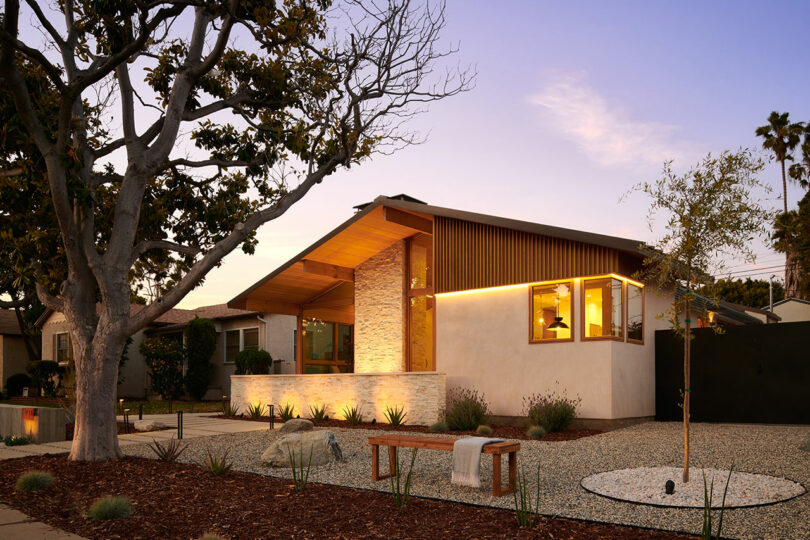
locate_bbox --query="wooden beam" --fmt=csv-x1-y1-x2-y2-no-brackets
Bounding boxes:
303,282,345,305
303,297,354,310
244,298,300,316
383,206,433,234
302,259,354,282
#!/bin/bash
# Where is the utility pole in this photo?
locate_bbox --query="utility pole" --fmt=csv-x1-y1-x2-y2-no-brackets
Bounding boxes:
769,275,774,313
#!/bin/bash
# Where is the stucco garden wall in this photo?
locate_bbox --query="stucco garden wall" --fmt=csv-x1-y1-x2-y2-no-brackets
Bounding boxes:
230,372,445,426
353,240,406,373
436,281,673,420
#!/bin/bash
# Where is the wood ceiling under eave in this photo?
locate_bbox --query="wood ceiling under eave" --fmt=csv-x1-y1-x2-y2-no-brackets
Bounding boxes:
231,205,433,317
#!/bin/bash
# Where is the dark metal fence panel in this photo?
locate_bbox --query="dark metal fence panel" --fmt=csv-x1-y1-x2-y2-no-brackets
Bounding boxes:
655,321,810,424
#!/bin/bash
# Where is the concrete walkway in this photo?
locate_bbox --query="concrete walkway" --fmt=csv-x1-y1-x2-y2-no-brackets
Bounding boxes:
0,413,268,460
0,504,84,539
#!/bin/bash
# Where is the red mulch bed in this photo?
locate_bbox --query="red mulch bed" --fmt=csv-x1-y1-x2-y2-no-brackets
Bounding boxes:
213,415,602,441
0,454,694,539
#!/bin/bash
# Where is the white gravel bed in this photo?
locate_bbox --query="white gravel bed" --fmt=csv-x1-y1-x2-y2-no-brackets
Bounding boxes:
122,422,810,539
581,466,805,508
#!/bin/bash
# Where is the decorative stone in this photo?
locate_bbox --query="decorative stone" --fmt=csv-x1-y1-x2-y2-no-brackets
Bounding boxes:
134,420,166,432
261,430,343,468
279,418,314,434
665,480,675,494
799,436,810,452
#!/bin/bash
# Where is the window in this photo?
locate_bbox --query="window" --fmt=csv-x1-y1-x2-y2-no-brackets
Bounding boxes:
530,281,573,342
302,319,353,373
407,234,434,371
582,278,623,340
224,327,259,363
627,283,644,343
55,333,72,364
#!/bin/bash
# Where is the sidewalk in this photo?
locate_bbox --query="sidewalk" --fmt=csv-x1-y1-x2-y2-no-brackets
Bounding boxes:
0,413,268,460
0,505,84,539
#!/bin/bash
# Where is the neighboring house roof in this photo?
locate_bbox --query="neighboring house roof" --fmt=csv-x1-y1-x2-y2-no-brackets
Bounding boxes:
675,287,767,326
721,300,781,323
769,297,810,308
35,303,257,329
0,309,23,335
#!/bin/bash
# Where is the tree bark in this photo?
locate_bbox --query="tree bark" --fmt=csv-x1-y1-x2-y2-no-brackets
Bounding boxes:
683,295,691,483
785,248,801,299
68,333,124,461
781,159,788,214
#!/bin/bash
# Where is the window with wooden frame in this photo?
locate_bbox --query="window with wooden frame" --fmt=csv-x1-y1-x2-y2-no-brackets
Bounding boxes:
224,327,260,363
626,283,644,343
530,281,573,342
55,332,72,364
582,277,624,340
302,319,353,374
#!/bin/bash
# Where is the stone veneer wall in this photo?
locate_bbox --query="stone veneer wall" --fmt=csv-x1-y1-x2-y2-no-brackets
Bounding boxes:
231,372,446,426
353,240,406,372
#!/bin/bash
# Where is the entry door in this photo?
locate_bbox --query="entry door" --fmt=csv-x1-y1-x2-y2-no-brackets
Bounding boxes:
407,234,434,371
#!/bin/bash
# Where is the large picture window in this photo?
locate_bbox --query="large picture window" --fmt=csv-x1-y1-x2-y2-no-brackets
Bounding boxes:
530,281,573,342
303,319,353,373
224,327,260,363
627,283,644,343
582,278,623,340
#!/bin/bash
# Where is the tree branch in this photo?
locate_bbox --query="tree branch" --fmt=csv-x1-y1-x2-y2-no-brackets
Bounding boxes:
129,239,202,269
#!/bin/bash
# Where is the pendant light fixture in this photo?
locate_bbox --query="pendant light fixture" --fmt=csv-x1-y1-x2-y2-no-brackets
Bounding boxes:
547,283,570,330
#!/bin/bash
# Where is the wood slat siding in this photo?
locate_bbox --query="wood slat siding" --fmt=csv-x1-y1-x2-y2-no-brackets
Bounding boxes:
434,217,641,293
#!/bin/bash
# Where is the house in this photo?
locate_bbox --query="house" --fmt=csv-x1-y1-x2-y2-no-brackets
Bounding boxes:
769,298,810,323
228,194,774,427
36,304,295,398
0,310,36,393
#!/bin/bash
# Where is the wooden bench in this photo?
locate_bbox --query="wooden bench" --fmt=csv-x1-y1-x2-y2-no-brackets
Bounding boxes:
368,434,520,497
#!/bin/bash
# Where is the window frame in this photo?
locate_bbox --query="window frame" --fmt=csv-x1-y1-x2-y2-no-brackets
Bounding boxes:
581,277,625,342
301,319,354,373
55,332,72,365
223,326,261,364
528,279,575,344
625,282,645,345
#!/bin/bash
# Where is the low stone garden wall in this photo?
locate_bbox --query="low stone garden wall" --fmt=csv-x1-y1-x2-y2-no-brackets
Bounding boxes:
0,404,66,443
230,372,446,426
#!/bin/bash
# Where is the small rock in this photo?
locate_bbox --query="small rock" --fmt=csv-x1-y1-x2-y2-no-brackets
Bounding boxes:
279,418,313,434
261,430,343,467
799,436,810,452
134,420,167,432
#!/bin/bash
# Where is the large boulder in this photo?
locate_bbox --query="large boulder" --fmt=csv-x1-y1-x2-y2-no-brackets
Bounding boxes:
279,418,314,434
261,430,343,468
800,436,810,452
134,420,167,432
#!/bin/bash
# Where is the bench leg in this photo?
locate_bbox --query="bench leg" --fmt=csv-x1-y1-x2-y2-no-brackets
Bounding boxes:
388,445,398,478
372,444,397,481
492,453,502,497
507,451,517,494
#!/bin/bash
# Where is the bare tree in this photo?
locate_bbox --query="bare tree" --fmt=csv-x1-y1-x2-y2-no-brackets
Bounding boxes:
0,0,472,460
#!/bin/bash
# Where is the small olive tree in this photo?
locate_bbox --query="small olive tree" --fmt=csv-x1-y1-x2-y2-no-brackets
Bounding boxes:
627,149,772,482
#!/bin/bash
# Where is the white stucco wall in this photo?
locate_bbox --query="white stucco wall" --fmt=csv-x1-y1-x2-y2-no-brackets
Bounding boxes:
354,240,406,373
436,280,673,420
773,299,810,322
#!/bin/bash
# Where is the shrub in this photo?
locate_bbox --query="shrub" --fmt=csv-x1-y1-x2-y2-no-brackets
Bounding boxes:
476,425,493,436
26,360,63,397
4,435,33,446
15,471,54,492
429,421,448,432
526,425,546,439
523,385,581,433
383,405,406,426
148,438,186,462
309,403,328,422
5,373,32,397
185,317,217,401
247,402,265,419
204,447,232,476
140,337,185,400
342,405,363,425
89,496,133,520
446,387,489,431
234,349,273,375
278,402,295,421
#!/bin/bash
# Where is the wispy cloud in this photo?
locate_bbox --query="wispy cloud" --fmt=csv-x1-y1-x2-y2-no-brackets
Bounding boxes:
528,76,690,169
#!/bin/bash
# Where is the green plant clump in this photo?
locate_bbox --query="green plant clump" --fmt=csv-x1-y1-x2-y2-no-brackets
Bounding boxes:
390,448,418,506
342,405,363,425
148,438,186,462
526,425,546,439
476,425,493,436
89,496,133,521
702,466,734,539
445,387,489,431
523,385,581,433
204,447,233,476
4,435,33,446
222,402,239,417
383,405,406,426
185,317,217,401
288,443,314,492
140,337,185,400
278,402,295,421
513,463,541,527
15,471,54,492
247,402,265,419
234,349,273,375
309,403,328,422
429,421,448,432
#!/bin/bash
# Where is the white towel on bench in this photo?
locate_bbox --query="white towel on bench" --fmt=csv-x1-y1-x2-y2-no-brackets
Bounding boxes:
451,436,505,488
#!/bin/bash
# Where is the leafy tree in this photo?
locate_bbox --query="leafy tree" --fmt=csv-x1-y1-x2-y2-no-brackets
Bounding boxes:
773,191,810,299
628,149,771,482
140,337,184,400
703,278,784,309
184,317,216,401
787,124,810,189
0,0,470,460
755,111,804,213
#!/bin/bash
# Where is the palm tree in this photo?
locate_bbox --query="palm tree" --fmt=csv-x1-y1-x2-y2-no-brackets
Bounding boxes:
755,111,804,213
788,124,810,190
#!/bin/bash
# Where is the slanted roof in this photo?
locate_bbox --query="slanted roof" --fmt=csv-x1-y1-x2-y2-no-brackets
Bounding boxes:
0,310,23,335
770,297,810,308
35,303,257,329
675,287,766,326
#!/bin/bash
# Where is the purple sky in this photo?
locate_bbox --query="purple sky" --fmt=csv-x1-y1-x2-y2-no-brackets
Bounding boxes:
183,1,809,307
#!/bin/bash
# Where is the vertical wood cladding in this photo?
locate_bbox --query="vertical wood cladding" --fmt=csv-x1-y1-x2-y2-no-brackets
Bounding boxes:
434,217,641,293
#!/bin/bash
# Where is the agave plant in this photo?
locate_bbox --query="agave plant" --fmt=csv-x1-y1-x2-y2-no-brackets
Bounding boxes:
384,405,406,426
342,405,363,425
309,403,328,422
278,402,295,421
204,447,233,476
148,437,186,462
702,465,734,540
247,402,265,419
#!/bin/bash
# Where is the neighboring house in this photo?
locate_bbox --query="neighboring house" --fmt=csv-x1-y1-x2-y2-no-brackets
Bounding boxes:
226,195,772,427
769,298,810,323
0,310,36,393
675,289,781,326
36,304,295,399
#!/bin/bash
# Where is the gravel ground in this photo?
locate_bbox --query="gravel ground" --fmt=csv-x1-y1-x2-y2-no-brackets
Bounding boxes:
123,421,810,540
